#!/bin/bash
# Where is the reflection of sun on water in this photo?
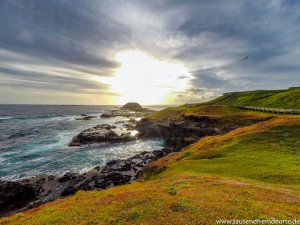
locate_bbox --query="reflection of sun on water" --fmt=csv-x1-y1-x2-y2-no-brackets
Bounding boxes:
111,51,191,105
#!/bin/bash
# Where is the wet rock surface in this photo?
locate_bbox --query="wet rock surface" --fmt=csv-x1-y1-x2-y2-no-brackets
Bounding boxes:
135,113,270,151
0,112,226,217
0,147,173,217
0,112,224,217
69,124,137,146
100,109,154,118
75,115,97,120
0,180,37,216
136,115,219,151
2,104,264,217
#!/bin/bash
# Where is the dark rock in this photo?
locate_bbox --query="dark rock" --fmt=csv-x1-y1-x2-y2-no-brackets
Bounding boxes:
100,103,155,118
100,113,111,118
0,144,177,217
128,118,137,122
0,180,37,216
136,116,219,150
183,115,215,123
1,107,240,217
100,110,154,118
94,124,116,129
57,148,174,198
75,115,97,120
69,124,137,146
58,172,76,183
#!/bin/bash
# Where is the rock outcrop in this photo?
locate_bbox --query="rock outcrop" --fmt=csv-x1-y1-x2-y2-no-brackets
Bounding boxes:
120,102,143,111
1,105,272,217
136,115,218,151
100,102,155,118
0,147,173,217
69,124,138,146
75,115,97,120
0,180,37,216
100,110,153,118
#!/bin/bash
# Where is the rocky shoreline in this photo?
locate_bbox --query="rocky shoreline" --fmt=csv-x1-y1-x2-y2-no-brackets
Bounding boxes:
69,124,138,146
0,103,164,217
0,102,269,217
0,147,174,217
0,112,220,217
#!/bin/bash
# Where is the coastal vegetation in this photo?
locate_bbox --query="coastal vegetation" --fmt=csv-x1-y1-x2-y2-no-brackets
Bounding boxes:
206,87,300,109
1,89,300,225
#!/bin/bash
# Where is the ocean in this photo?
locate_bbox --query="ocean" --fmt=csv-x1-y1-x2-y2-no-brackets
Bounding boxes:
0,105,164,180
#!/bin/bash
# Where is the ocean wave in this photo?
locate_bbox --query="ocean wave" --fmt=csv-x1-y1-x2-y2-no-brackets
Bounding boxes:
1,113,101,122
0,116,13,120
8,131,35,139
0,156,5,164
1,171,41,181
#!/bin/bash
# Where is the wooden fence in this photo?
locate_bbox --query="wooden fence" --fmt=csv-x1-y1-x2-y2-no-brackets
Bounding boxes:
235,106,300,115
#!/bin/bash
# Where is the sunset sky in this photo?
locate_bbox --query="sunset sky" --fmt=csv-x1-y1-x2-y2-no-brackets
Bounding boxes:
0,0,299,105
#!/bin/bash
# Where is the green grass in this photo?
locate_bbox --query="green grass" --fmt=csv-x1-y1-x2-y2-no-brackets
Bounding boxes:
1,174,300,225
148,105,241,121
1,110,300,224
145,117,300,186
206,87,300,109
147,104,274,133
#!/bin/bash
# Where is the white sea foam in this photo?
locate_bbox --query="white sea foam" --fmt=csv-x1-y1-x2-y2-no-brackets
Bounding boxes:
0,156,5,165
0,108,164,181
0,116,12,120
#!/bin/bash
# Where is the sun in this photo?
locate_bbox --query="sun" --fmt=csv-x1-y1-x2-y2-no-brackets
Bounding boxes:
110,51,191,105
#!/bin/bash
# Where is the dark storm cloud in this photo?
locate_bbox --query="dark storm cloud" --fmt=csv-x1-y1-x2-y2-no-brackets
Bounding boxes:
159,0,300,96
0,0,130,101
0,0,126,69
0,0,300,104
192,74,228,89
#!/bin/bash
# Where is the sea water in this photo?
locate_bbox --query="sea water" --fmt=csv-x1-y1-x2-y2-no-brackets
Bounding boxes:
0,105,164,180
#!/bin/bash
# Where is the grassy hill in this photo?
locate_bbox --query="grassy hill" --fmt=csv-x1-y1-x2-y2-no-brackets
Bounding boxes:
205,87,300,109
1,88,300,225
148,104,271,122
148,104,274,133
143,116,300,185
1,116,300,225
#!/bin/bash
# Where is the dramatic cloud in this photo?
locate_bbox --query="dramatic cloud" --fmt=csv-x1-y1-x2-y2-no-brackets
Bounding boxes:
0,0,299,104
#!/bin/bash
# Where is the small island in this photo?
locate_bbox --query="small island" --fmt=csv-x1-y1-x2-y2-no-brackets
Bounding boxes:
1,88,300,223
101,102,155,118
120,102,144,111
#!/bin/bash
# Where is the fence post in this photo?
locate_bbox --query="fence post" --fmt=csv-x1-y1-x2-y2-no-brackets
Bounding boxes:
236,105,299,115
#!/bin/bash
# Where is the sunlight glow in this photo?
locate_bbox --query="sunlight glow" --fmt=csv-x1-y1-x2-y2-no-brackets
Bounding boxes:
110,51,191,105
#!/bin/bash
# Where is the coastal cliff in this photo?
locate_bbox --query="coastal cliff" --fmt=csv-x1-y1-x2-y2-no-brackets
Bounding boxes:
1,89,300,224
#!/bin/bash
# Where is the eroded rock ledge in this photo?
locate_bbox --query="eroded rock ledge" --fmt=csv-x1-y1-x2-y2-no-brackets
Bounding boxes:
69,124,137,146
1,104,270,217
136,114,271,151
0,147,173,217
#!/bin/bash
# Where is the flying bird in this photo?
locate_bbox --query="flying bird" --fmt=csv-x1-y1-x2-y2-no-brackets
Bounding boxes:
243,55,249,61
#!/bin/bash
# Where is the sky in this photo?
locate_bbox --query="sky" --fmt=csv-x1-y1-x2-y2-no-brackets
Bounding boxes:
0,0,300,105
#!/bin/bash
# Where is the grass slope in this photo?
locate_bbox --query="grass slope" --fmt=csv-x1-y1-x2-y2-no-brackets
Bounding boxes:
144,117,300,185
148,104,274,132
1,176,299,225
206,87,300,109
1,116,300,225
148,105,241,121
